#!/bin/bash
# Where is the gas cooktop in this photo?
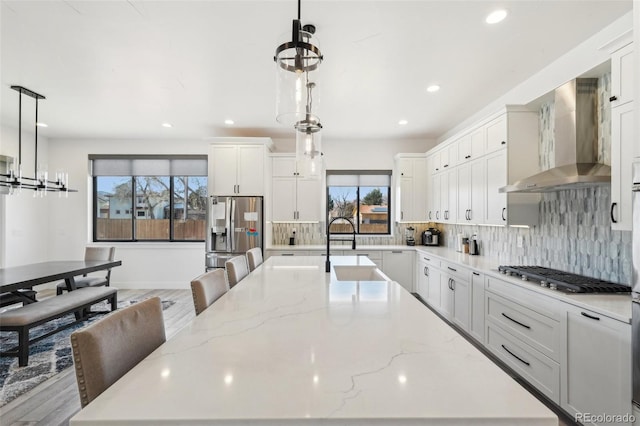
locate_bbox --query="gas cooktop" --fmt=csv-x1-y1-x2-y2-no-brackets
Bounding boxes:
497,265,631,294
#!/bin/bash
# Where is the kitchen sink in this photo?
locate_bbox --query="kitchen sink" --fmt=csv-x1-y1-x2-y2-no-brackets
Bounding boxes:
332,265,388,281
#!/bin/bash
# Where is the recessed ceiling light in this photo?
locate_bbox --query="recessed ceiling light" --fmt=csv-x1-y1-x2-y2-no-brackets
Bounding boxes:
398,119,408,126
426,85,440,93
162,123,173,128
36,122,48,127
486,9,508,24
224,119,235,125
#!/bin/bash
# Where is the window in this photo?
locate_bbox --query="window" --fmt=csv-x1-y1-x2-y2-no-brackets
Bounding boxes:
327,171,391,235
92,155,208,242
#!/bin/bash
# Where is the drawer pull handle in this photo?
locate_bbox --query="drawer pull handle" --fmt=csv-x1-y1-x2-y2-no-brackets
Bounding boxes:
610,202,617,223
501,344,530,366
424,257,430,261
447,266,457,272
472,272,480,276
501,313,531,329
281,253,294,256
580,312,600,321
609,95,618,102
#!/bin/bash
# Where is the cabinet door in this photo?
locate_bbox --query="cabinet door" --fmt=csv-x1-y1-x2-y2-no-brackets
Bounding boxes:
272,156,297,178
426,267,441,309
272,178,297,221
439,273,454,318
381,251,414,292
457,164,471,223
440,172,449,222
296,178,323,221
413,158,427,221
399,177,413,222
398,158,413,177
610,43,634,107
446,169,457,223
416,259,429,300
451,277,470,331
458,135,471,163
446,143,458,168
469,127,486,159
209,145,238,195
469,158,486,224
432,173,442,222
486,115,507,153
610,101,634,231
237,145,264,195
469,271,485,343
485,150,507,225
562,306,632,425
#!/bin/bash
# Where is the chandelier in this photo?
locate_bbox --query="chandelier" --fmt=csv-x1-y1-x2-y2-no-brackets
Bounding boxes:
274,0,324,179
0,86,76,196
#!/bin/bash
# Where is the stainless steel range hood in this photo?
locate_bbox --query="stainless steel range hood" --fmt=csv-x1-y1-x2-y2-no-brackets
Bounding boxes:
500,78,610,193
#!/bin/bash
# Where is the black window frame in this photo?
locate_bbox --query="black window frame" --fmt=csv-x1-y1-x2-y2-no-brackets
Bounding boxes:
326,171,392,236
91,155,208,243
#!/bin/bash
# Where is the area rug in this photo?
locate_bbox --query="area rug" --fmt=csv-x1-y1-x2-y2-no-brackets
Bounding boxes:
0,299,175,407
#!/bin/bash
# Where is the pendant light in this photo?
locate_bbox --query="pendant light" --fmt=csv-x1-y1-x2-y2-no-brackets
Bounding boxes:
274,0,323,126
0,86,76,196
274,0,324,179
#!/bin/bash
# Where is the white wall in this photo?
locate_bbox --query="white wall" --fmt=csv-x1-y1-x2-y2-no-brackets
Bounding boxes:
43,137,211,289
1,125,50,268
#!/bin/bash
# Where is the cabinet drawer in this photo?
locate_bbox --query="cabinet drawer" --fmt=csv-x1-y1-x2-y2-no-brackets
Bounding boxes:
352,250,382,261
487,324,560,403
486,291,560,361
440,260,470,282
416,253,440,269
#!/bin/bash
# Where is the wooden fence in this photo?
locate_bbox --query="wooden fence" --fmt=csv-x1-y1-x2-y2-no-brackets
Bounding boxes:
96,218,206,240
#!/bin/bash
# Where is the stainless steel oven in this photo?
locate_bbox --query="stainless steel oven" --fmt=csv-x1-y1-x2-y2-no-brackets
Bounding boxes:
632,161,640,409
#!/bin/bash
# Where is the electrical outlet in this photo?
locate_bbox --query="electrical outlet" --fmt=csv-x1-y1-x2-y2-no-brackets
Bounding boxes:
516,235,524,249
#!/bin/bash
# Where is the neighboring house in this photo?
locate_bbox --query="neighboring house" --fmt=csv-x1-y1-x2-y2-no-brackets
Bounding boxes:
359,205,388,224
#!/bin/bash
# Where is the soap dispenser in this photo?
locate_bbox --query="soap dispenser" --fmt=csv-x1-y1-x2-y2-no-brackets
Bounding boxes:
469,233,479,255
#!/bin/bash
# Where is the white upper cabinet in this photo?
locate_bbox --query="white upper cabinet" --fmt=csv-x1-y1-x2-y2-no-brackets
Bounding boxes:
270,155,323,222
610,42,634,231
485,114,508,154
395,155,427,222
427,107,539,227
209,143,269,196
610,42,634,107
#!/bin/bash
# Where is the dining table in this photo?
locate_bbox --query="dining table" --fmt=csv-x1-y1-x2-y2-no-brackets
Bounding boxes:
70,255,557,425
0,260,122,304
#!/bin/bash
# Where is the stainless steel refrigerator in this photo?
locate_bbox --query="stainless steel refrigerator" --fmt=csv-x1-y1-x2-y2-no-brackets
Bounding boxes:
633,161,640,411
205,196,263,270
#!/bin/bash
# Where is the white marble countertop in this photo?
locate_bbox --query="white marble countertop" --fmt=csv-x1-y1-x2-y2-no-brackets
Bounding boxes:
71,256,556,425
269,244,631,323
413,247,633,324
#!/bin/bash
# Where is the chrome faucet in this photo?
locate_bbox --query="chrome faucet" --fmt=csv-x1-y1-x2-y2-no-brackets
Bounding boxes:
326,216,356,273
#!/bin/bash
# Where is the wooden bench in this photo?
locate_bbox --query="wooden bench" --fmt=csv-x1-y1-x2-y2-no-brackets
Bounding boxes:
0,287,118,366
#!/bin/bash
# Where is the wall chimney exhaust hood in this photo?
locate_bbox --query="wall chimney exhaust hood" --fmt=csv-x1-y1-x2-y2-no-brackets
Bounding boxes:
500,78,610,193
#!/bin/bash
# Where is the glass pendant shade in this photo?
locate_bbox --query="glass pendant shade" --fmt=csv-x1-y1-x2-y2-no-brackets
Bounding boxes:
275,21,322,127
295,125,322,179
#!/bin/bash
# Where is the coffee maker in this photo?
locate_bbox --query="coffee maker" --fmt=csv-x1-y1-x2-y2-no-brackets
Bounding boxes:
422,228,441,246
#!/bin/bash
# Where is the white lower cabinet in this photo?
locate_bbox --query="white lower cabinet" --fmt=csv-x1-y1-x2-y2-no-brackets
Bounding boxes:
561,305,632,426
469,271,485,343
381,250,414,292
265,250,311,259
485,276,561,403
486,323,560,403
439,262,471,331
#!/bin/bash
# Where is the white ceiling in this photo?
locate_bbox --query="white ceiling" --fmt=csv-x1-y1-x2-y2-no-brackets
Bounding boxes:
0,0,632,142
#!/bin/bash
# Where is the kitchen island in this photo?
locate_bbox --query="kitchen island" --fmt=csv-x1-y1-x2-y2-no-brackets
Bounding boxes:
70,256,557,425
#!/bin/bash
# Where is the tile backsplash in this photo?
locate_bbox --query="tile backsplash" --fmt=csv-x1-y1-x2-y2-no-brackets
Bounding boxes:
440,186,632,285
272,186,631,285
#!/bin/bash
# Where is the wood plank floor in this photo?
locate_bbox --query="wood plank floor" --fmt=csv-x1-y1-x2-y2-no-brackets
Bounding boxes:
0,288,196,426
